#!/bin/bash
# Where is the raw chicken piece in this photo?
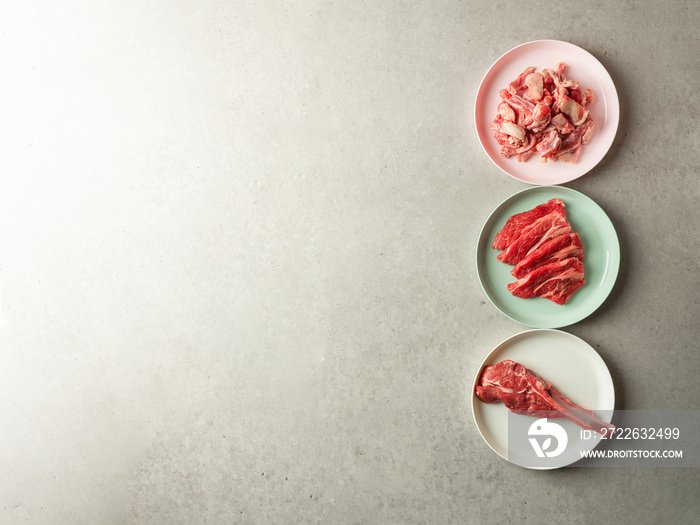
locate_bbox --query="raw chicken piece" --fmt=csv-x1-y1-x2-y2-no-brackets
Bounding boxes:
499,135,537,161
550,86,570,114
506,93,536,113
525,72,544,101
559,95,588,126
558,117,594,160
507,66,536,95
529,102,551,132
569,87,594,107
535,130,562,162
504,93,536,128
541,68,559,94
498,101,516,122
550,113,575,134
512,134,538,162
490,119,526,143
557,146,582,164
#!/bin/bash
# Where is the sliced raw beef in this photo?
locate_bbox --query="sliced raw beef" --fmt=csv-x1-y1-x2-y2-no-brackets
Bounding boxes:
492,198,565,250
491,198,585,304
496,215,572,266
507,257,585,305
475,359,612,434
511,232,584,279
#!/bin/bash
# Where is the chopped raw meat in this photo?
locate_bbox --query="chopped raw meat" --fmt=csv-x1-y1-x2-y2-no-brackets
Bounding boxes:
525,72,544,101
529,102,551,132
511,232,583,279
557,117,594,164
489,119,526,143
492,199,585,304
550,113,575,134
491,62,595,163
475,359,613,435
510,134,538,162
498,101,516,122
541,68,559,93
507,66,536,95
556,145,582,164
492,198,566,250
535,130,562,162
507,257,585,305
569,86,594,107
558,95,588,126
505,93,536,113
550,87,570,114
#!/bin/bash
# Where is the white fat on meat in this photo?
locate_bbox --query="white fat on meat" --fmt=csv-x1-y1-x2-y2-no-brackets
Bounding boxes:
558,95,588,126
524,72,544,101
489,119,526,143
557,117,594,163
535,130,562,162
498,101,516,122
507,66,536,95
550,113,575,134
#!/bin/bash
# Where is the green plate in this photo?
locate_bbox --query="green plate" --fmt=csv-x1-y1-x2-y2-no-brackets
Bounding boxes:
476,186,620,328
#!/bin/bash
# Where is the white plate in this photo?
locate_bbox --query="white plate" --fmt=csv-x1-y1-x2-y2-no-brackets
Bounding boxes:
471,329,615,469
474,40,619,185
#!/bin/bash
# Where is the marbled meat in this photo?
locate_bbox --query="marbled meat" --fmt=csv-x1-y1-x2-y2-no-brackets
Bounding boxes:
493,199,585,304
475,359,612,434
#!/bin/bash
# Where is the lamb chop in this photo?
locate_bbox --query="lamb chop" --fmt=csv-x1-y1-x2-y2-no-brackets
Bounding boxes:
475,359,613,434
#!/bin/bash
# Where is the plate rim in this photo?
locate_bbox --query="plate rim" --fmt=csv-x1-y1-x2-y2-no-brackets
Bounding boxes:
475,185,621,328
474,39,620,185
470,328,616,469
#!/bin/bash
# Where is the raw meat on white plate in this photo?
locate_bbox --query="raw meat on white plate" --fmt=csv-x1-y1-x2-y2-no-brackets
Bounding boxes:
476,359,612,434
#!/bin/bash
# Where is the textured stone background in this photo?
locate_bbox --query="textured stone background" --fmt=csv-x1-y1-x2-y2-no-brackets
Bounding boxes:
1,1,698,523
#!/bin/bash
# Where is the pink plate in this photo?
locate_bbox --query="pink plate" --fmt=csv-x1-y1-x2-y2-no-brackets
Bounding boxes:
474,40,619,185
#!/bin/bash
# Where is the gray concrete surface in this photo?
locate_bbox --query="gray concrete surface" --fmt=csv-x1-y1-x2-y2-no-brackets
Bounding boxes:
2,1,699,523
